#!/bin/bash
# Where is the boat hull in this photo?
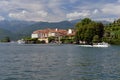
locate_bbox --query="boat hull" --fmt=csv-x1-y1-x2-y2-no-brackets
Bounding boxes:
79,43,109,48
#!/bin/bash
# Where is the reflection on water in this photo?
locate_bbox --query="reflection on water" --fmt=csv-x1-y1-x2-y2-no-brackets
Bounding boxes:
0,43,119,80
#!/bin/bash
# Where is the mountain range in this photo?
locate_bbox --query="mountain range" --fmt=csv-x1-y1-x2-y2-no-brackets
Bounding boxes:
0,19,110,40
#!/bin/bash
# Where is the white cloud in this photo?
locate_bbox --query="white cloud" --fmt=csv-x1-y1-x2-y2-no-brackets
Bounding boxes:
66,11,90,20
43,0,67,22
9,10,48,21
69,0,78,3
93,9,99,14
102,3,120,15
0,0,119,22
9,10,28,19
37,11,48,17
0,0,48,21
0,16,5,21
2,0,66,22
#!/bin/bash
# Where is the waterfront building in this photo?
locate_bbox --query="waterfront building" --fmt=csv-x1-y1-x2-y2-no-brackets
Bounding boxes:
31,28,75,43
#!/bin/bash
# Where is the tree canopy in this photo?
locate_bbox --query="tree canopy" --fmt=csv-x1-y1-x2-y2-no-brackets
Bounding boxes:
75,18,104,44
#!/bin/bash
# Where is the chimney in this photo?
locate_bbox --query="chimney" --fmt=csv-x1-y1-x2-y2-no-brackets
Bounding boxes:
68,29,72,34
56,28,58,31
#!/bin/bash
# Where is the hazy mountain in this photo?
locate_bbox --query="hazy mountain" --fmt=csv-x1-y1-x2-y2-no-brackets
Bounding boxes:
0,20,35,33
14,21,75,38
69,19,82,24
0,28,15,40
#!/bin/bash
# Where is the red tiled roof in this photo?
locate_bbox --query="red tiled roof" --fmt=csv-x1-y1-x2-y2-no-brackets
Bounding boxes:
33,28,67,33
32,28,75,36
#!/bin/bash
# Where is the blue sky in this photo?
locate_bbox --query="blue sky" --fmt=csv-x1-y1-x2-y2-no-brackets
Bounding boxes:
0,0,119,22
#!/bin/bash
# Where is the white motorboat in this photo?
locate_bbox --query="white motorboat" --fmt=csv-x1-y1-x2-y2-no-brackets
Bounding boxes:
92,42,109,47
79,42,110,48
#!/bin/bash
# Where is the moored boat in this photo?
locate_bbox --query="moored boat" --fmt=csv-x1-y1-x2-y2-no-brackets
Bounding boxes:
17,39,25,44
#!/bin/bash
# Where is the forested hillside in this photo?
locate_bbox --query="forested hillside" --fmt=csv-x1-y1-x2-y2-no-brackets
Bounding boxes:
104,19,120,44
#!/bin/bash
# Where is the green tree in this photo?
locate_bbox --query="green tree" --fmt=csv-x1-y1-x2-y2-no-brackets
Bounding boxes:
48,36,56,43
92,35,99,43
75,18,104,44
1,37,10,42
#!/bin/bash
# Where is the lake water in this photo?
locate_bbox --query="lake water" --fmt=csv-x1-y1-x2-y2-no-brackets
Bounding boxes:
0,43,120,80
